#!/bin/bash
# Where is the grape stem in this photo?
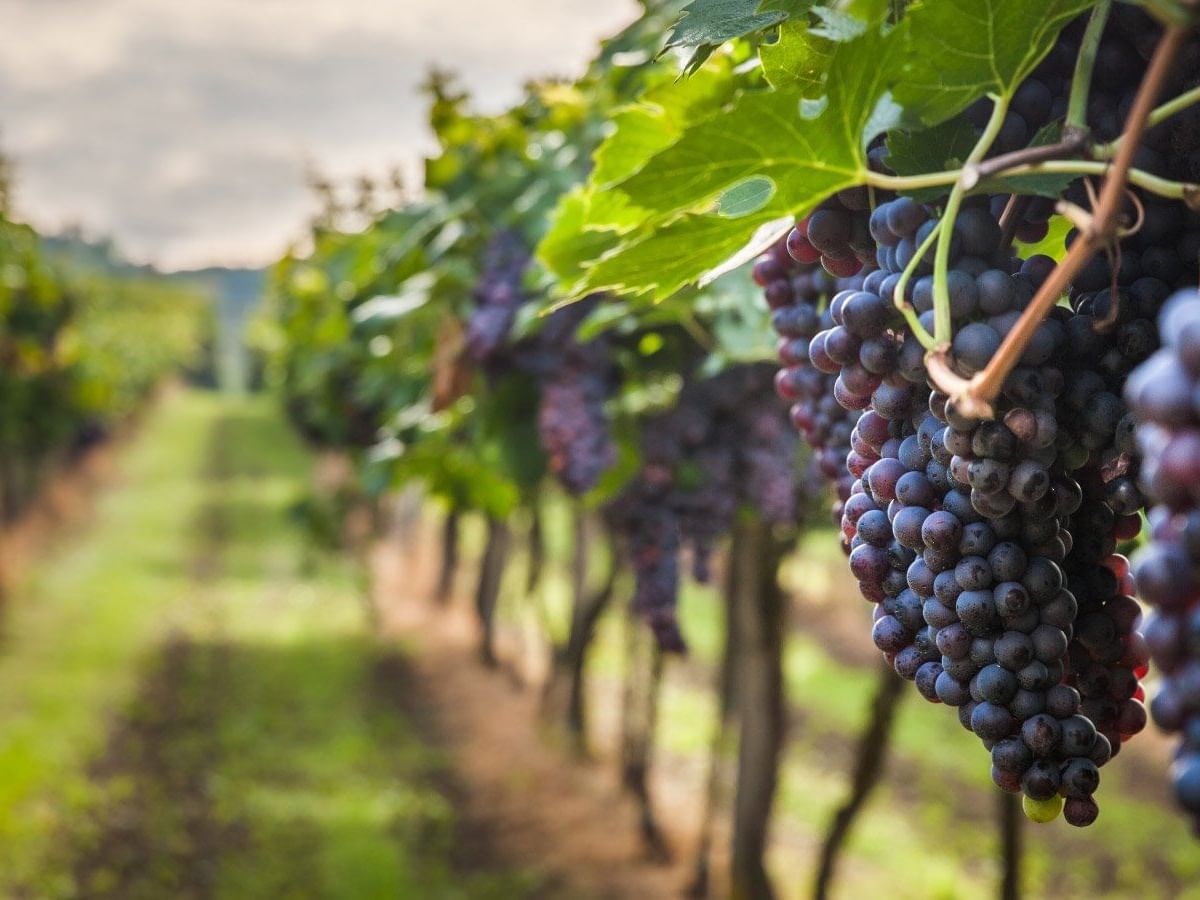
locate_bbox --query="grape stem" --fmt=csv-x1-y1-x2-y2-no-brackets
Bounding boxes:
891,219,941,351
926,21,1195,419
1097,84,1200,159
1064,0,1112,135
966,133,1089,184
932,94,1011,347
869,163,1198,206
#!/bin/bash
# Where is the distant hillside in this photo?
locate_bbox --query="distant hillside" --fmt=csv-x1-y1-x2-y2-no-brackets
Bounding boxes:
41,229,266,300
42,229,268,392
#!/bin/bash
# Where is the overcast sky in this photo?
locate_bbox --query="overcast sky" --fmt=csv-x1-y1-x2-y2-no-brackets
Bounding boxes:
0,1,640,270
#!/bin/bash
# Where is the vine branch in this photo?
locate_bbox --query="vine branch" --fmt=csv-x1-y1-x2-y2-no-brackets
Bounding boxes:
965,132,1089,186
926,21,1194,418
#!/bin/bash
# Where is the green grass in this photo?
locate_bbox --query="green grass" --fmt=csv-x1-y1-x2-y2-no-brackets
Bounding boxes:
0,391,216,891
1,390,534,899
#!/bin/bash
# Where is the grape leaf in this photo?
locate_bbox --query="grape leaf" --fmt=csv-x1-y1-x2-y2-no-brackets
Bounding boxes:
699,216,794,286
615,19,905,223
887,117,976,177
592,107,682,188
809,4,873,40
592,62,736,188
759,18,833,92
536,187,642,292
885,116,975,200
580,210,782,300
896,0,1098,126
573,19,906,300
976,171,1077,198
717,176,777,217
663,0,799,74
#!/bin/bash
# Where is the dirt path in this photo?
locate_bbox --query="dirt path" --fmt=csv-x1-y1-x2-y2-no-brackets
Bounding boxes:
373,527,698,900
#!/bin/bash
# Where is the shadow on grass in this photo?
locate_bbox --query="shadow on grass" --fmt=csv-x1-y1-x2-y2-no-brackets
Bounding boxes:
55,636,541,900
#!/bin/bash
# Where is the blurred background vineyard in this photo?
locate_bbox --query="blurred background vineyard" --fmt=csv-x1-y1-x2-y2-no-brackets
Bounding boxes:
1,2,1199,899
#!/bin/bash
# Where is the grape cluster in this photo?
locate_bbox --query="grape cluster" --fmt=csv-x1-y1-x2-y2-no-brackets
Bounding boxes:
464,231,530,363
610,364,802,650
784,188,876,278
526,296,617,496
1047,11,1200,534
1127,290,1200,830
537,341,617,496
753,237,858,533
815,192,1152,824
463,237,618,497
742,7,1200,826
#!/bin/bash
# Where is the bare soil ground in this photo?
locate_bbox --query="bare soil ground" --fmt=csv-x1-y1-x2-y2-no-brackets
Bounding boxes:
372,525,699,900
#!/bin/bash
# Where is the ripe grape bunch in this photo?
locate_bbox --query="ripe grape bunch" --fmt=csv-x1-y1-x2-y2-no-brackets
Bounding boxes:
1127,291,1200,832
527,295,617,497
463,237,617,497
770,3,1200,826
753,238,859,536
464,230,530,363
610,364,803,650
784,164,1164,826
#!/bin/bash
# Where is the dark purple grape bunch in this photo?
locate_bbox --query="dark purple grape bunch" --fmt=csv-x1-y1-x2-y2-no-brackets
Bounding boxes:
1060,489,1148,761
465,230,530,363
1126,290,1200,830
537,339,617,496
829,194,1138,824
753,236,858,531
785,188,877,279
529,296,617,497
612,365,800,652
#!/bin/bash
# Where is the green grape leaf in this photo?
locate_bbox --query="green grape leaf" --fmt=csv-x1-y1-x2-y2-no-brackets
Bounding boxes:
613,19,905,228
885,116,976,200
759,17,833,92
699,216,794,286
896,0,1098,126
592,107,678,188
970,119,1076,197
575,17,907,299
1029,120,1064,147
592,62,736,188
580,210,782,301
887,117,976,177
717,176,777,217
976,170,1077,198
809,4,873,40
663,0,794,74
536,187,643,291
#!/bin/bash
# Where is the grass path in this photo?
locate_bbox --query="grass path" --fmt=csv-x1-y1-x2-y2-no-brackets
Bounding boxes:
0,391,530,899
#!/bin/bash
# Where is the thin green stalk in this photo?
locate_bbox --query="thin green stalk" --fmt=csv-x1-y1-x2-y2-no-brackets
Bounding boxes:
866,164,1195,203
1004,160,1196,200
1100,84,1200,158
891,219,941,351
1065,1,1112,132
933,94,1011,346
